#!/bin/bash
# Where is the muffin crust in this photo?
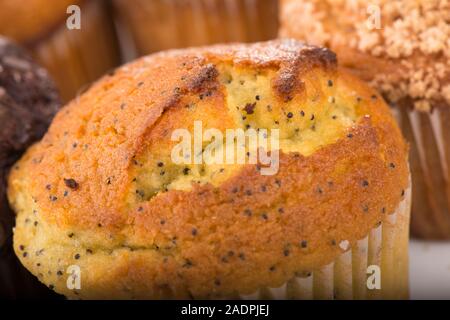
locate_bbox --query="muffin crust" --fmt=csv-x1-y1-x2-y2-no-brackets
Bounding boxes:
8,40,409,299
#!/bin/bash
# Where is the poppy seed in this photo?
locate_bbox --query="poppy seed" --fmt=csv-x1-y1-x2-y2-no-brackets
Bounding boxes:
64,178,79,190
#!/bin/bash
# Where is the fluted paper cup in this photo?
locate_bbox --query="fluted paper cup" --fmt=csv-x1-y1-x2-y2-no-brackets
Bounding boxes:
239,182,411,300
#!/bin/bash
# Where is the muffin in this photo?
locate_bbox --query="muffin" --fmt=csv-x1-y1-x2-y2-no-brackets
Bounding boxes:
0,36,61,298
8,39,410,299
113,0,279,56
279,0,450,239
0,0,120,102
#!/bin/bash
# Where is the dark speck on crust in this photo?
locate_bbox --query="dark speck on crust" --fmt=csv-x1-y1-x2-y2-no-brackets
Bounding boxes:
64,178,79,190
244,102,256,114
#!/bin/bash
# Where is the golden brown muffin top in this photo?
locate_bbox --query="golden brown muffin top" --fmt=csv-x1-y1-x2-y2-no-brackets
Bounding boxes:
280,0,450,111
0,0,83,44
8,40,409,298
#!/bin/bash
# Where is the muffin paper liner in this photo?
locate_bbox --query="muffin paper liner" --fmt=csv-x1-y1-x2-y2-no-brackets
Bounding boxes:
239,182,411,300
392,107,450,239
113,0,279,55
30,0,120,102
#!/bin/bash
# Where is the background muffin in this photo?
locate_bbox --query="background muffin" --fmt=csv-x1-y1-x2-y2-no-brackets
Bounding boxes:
279,0,450,239
113,0,279,56
0,36,60,298
0,0,120,102
8,40,410,299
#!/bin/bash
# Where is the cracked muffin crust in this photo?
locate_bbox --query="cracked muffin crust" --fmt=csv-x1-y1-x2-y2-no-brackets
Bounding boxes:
8,40,409,299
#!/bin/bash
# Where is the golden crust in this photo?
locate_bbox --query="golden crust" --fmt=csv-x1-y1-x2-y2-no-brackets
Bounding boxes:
279,0,450,112
8,40,409,299
0,0,83,44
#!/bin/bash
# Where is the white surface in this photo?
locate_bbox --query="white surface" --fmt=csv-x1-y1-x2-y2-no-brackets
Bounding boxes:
410,240,450,299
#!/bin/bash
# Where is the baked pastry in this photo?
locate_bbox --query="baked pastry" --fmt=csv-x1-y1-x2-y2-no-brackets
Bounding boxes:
0,36,60,298
0,0,120,102
113,0,279,55
279,0,450,239
8,39,410,299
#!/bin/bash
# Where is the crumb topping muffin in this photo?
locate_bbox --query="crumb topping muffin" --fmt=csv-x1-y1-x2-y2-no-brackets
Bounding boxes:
280,0,450,111
8,39,409,299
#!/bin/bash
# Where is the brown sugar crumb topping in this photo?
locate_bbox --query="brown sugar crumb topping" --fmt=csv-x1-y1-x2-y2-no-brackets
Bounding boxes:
280,0,450,111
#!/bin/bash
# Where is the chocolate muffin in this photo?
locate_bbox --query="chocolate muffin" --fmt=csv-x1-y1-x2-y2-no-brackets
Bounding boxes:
0,36,60,299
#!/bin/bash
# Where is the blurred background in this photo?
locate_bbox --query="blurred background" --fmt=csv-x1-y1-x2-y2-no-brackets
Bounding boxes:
0,0,279,102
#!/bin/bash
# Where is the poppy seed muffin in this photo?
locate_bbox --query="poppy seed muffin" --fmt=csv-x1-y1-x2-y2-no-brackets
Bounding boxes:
8,39,410,299
279,0,450,239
